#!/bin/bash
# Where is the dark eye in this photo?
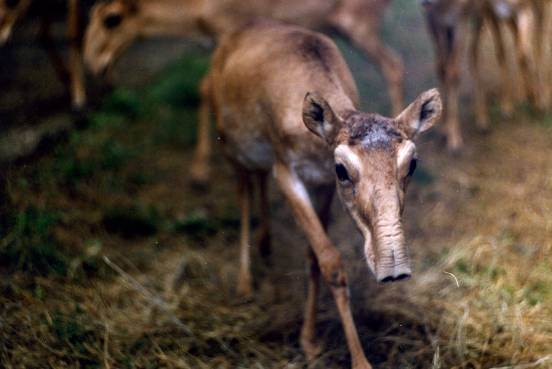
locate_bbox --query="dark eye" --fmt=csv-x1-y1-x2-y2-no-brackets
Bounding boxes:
6,0,19,9
335,164,350,182
103,13,123,29
407,158,417,177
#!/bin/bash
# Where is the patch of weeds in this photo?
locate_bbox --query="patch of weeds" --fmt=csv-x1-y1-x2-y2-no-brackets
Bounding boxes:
521,281,550,306
54,151,96,186
0,206,67,276
102,87,143,119
147,54,210,108
542,111,552,127
453,258,469,274
103,205,162,239
69,239,111,280
89,111,127,130
52,136,135,188
100,139,136,171
127,170,154,188
153,107,198,147
173,210,217,241
49,308,101,367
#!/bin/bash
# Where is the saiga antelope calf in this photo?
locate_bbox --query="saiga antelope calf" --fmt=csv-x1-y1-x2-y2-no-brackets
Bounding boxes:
206,19,442,367
422,0,550,151
83,0,406,183
0,0,87,110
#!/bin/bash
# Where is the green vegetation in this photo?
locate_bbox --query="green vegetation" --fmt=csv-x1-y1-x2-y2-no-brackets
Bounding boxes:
1,26,551,369
1,52,210,279
0,206,66,276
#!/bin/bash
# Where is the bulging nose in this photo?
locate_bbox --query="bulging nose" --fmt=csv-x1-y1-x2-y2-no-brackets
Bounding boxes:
376,262,412,283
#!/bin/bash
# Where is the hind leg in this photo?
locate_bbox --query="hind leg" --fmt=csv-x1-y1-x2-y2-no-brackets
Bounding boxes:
256,171,272,263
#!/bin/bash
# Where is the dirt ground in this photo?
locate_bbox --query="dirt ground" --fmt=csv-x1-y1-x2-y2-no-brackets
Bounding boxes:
1,1,551,368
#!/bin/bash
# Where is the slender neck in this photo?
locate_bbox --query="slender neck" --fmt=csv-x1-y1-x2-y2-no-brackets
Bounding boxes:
138,0,207,37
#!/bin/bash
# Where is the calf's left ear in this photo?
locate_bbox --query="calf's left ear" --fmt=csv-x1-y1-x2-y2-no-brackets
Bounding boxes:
303,92,343,145
395,88,442,139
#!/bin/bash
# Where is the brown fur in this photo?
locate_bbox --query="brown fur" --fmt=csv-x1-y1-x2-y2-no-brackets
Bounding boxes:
83,0,406,183
422,0,550,151
0,0,87,110
205,20,442,367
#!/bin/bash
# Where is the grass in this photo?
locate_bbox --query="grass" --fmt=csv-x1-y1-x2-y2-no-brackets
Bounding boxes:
1,20,551,369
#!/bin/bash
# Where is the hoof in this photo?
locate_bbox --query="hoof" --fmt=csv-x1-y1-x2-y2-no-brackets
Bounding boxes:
257,233,272,265
301,337,323,363
190,178,210,192
71,108,89,129
190,164,210,187
500,104,514,120
476,124,491,135
500,110,514,120
236,275,253,299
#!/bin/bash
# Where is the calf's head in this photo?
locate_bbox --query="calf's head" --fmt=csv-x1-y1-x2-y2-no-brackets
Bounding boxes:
303,89,442,282
84,0,141,76
0,0,31,45
84,0,208,76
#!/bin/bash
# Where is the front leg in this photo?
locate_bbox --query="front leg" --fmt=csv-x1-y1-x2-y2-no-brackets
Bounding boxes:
273,162,372,369
190,75,212,185
507,15,536,107
236,168,253,298
301,247,322,361
469,14,489,131
443,20,469,152
67,0,86,111
488,11,514,117
301,184,334,361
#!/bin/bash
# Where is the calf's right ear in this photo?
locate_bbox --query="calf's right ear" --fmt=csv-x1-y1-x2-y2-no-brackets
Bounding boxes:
395,88,442,139
302,92,342,145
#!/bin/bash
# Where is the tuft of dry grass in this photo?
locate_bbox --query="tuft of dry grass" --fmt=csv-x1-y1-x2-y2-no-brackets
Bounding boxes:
1,42,551,367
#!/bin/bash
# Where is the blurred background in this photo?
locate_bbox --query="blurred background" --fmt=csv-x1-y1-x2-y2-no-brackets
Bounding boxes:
0,0,550,368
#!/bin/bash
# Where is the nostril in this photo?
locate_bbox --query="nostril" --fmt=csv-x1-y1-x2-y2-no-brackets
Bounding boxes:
380,276,395,283
394,273,411,281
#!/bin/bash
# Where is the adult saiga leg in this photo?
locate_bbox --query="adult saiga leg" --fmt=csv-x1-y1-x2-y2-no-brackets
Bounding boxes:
507,12,537,107
39,15,70,88
486,11,515,117
300,184,335,361
191,75,212,185
329,3,404,116
256,171,271,263
522,2,547,110
236,166,254,298
425,13,464,151
274,162,371,369
67,0,86,110
38,1,85,110
469,14,490,130
443,21,468,151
